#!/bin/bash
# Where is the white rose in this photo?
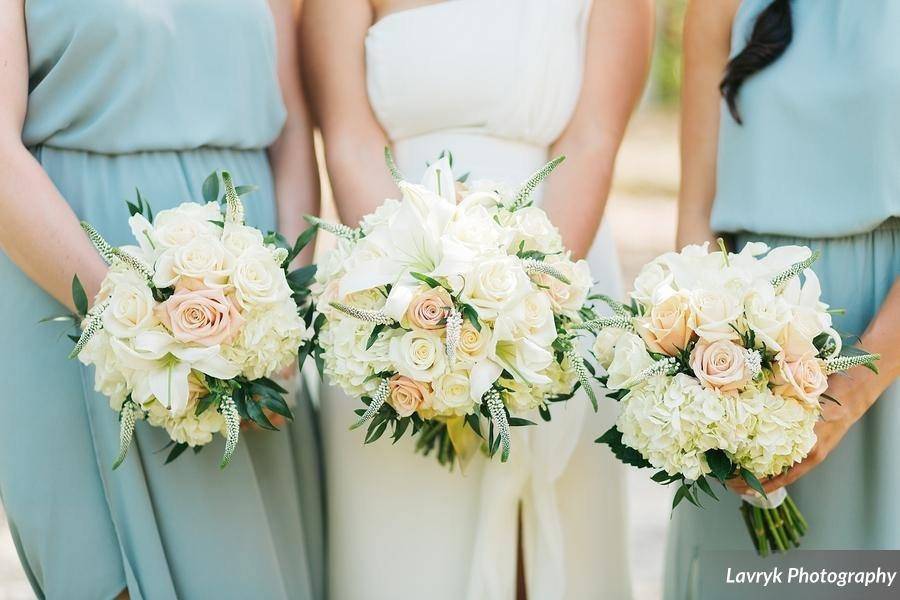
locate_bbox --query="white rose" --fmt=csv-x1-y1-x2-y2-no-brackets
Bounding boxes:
494,291,556,346
743,281,791,351
101,269,159,338
507,206,564,255
534,256,592,316
462,255,532,318
315,238,355,285
154,236,235,289
221,223,265,256
689,289,742,342
231,246,292,307
430,369,476,416
606,332,653,390
360,198,402,233
444,202,510,256
631,259,674,308
148,202,223,250
780,269,832,341
592,327,628,370
389,329,447,382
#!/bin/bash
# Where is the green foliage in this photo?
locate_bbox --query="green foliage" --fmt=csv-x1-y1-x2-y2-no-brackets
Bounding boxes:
125,188,153,220
201,171,220,204
705,449,734,483
72,275,88,318
595,426,653,469
409,271,444,289
740,467,768,499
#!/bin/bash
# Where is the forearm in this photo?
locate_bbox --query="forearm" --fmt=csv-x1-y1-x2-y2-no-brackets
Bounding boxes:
269,117,320,264
542,132,618,259
323,133,397,227
847,277,900,410
0,143,107,311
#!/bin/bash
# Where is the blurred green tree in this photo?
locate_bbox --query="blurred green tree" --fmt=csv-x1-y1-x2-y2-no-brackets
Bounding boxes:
650,0,686,106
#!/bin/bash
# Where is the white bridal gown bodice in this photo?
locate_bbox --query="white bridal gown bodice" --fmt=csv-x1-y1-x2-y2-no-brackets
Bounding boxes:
321,1,631,599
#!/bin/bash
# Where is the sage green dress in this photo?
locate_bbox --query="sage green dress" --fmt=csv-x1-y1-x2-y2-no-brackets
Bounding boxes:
664,1,900,598
0,1,323,598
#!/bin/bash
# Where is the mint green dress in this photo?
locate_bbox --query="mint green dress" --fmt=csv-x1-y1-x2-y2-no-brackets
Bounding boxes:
0,2,323,598
665,2,900,598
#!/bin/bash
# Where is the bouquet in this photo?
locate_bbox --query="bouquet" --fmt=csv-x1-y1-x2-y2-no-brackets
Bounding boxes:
65,171,318,468
309,150,600,467
590,241,879,556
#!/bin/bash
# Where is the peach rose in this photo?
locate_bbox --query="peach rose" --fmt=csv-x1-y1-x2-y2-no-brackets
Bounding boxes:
690,339,752,393
388,375,429,417
636,292,695,356
406,287,452,330
157,287,244,347
772,357,828,405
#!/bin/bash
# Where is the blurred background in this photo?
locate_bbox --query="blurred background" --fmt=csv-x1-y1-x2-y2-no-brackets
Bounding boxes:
0,1,686,598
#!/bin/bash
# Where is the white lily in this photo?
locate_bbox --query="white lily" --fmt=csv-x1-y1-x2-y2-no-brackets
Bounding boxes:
112,330,240,414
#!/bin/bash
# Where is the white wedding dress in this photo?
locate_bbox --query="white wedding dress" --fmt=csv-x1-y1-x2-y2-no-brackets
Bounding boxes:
321,1,632,598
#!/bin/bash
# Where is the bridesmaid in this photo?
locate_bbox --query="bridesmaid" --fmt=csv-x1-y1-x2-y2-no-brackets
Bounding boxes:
667,1,900,597
0,1,322,598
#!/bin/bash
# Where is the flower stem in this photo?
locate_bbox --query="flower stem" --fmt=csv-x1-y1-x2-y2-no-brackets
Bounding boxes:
741,494,807,556
785,495,809,534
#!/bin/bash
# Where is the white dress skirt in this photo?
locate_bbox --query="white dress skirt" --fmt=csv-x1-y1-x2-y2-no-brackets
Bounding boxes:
321,1,632,598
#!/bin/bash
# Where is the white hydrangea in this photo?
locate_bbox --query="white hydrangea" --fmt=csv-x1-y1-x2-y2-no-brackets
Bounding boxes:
617,374,724,481
223,301,307,380
79,329,133,411
732,387,818,478
320,318,399,398
145,396,226,447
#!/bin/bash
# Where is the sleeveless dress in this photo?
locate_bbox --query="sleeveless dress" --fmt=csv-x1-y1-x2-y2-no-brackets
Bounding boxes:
320,2,632,599
664,2,900,598
0,2,323,598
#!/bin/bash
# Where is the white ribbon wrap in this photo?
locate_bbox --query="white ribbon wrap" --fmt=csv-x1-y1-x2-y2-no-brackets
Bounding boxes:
742,486,788,510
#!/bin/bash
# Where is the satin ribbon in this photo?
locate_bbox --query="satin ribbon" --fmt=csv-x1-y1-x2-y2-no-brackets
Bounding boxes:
465,399,587,600
742,487,788,510
446,416,483,474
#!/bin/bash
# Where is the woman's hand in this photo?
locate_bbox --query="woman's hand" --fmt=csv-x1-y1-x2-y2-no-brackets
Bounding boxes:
729,279,900,496
728,374,862,496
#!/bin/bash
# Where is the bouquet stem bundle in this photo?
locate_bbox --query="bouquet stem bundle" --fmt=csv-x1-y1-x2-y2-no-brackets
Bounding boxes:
740,495,808,556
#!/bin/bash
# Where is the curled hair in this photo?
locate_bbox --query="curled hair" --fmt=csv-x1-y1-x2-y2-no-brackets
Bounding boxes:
720,0,793,124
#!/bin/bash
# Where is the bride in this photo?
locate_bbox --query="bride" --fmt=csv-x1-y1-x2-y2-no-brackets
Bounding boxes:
302,1,653,598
